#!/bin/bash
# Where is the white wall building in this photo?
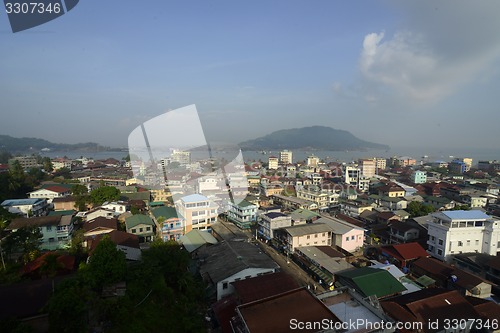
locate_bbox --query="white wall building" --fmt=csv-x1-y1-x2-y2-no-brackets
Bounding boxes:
279,150,293,165
427,210,500,261
175,194,218,232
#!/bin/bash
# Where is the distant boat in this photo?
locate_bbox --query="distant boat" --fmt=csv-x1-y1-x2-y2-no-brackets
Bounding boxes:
41,148,51,152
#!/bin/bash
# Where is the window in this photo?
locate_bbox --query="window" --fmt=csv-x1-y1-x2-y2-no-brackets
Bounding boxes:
351,235,355,240
222,282,228,289
437,249,443,256
146,227,151,231
46,225,52,231
139,228,143,233
345,237,349,241
458,241,463,247
315,234,318,238
131,229,136,233
476,240,479,245
467,240,470,246
307,235,310,239
438,239,443,246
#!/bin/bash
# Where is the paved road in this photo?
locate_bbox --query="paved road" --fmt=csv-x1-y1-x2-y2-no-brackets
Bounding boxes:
256,239,325,293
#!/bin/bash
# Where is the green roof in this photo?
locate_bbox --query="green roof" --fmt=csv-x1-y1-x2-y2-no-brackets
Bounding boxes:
337,267,406,298
151,206,178,220
149,201,165,207
236,200,257,208
415,275,436,287
179,230,218,253
48,210,75,216
121,191,150,202
291,208,321,220
41,183,73,190
125,214,155,229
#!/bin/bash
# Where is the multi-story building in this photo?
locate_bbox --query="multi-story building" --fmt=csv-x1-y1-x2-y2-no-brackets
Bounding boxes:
279,150,293,165
258,212,292,240
395,156,417,167
125,214,156,242
51,158,72,171
171,149,191,165
175,194,218,232
374,157,387,171
344,166,360,186
412,170,427,184
282,223,332,253
8,156,38,169
307,155,320,168
268,156,279,170
359,159,376,178
1,198,48,217
152,206,185,241
456,158,473,172
28,185,71,204
226,200,258,229
427,210,500,261
6,215,74,250
449,160,467,174
296,187,339,210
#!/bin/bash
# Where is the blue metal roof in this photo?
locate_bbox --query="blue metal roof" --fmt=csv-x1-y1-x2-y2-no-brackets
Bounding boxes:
181,194,209,203
442,210,490,220
1,198,45,206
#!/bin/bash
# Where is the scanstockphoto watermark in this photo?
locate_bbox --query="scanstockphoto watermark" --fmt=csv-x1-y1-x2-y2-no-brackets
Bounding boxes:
289,318,423,331
3,0,79,33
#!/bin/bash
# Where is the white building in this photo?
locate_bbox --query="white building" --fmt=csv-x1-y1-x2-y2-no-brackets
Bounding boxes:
307,155,320,168
258,212,292,240
28,186,71,204
171,149,191,165
359,159,376,178
268,156,279,170
412,170,427,184
427,210,500,262
279,150,293,165
175,194,218,232
1,198,48,217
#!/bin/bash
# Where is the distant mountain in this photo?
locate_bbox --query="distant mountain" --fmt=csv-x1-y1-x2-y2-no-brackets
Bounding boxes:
239,126,389,151
0,135,111,153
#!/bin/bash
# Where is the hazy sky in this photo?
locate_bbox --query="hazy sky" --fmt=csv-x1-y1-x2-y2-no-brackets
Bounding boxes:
1,1,499,149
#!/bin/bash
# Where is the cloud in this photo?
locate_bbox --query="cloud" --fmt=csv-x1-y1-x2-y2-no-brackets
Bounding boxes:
357,2,500,105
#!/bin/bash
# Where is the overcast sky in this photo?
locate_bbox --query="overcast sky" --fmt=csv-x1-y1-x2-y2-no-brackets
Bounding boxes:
1,1,499,150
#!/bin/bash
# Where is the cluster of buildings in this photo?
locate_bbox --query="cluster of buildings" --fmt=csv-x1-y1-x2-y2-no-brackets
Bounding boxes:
2,148,500,332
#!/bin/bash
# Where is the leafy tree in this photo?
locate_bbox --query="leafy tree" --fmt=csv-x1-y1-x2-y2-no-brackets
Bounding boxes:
42,157,53,173
53,167,71,179
452,204,471,211
40,253,63,277
130,206,142,215
3,226,43,263
89,186,121,206
48,279,89,333
71,184,90,211
0,151,12,164
85,236,126,291
407,201,435,218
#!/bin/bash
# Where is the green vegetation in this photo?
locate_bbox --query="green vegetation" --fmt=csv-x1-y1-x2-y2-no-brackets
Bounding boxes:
2,226,43,264
0,134,109,153
89,186,121,206
47,239,205,333
407,201,435,218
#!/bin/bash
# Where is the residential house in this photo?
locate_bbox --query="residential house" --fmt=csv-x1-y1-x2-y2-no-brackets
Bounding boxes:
101,201,129,214
271,194,318,211
412,257,493,299
125,214,156,242
198,239,279,300
151,206,184,241
381,288,487,333
52,196,78,211
290,208,321,225
427,210,500,261
6,215,74,250
315,216,364,252
267,156,278,170
378,184,405,197
281,223,332,253
411,170,427,184
82,216,118,237
85,230,141,261
423,195,456,210
258,212,292,240
387,222,421,244
296,186,339,210
336,267,407,299
84,207,115,221
379,242,429,268
295,246,353,284
28,186,71,204
1,198,48,217
175,194,218,232
226,200,258,230
340,201,373,217
232,288,341,333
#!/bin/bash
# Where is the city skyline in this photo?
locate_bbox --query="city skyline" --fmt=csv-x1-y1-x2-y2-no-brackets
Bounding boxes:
1,1,500,149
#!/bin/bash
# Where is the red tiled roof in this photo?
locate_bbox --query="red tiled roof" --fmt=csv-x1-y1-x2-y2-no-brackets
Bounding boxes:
44,185,71,193
83,216,118,232
384,242,429,261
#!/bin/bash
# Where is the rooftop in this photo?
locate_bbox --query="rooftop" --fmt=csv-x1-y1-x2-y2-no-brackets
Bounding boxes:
1,198,46,206
178,230,218,253
231,272,299,304
439,210,491,221
125,214,155,229
284,223,332,237
337,267,407,298
237,288,341,333
181,193,209,203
